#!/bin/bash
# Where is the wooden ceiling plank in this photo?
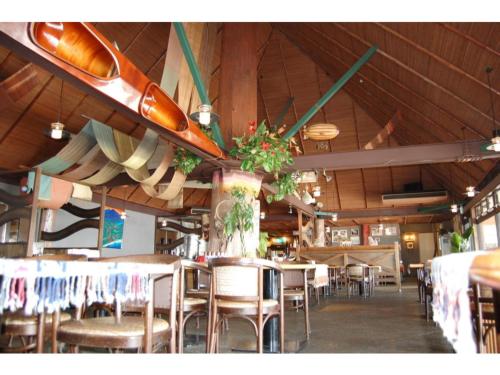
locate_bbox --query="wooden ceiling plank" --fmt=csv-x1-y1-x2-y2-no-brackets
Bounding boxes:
376,23,499,96
278,34,305,154
0,74,53,145
332,23,496,126
292,24,487,140
439,23,500,59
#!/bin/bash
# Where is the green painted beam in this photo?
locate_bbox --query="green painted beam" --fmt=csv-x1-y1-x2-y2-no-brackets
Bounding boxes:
272,97,294,131
283,45,378,140
173,22,225,150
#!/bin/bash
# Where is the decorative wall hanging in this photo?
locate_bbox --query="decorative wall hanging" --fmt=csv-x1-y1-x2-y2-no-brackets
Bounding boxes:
102,207,125,249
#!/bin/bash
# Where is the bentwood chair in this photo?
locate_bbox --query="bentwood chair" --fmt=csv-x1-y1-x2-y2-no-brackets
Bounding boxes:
470,284,498,353
208,257,285,353
307,263,329,304
283,267,310,340
177,260,211,353
56,254,180,353
0,254,87,353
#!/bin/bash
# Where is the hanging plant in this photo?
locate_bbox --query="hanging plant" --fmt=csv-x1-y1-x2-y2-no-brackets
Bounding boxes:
266,172,298,204
174,147,202,175
229,120,294,179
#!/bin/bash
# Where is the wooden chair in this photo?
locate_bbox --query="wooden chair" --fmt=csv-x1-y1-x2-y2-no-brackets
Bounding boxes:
208,257,284,353
177,260,211,353
0,254,87,353
470,284,498,353
346,264,370,298
56,254,180,353
307,263,329,304
283,267,310,340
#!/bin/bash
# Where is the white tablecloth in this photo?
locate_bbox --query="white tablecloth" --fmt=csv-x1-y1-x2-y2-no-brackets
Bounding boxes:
431,251,483,353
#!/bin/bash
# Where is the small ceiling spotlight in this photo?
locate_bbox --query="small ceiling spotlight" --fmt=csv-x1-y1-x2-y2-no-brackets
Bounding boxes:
450,204,458,214
312,185,321,197
331,213,338,222
260,211,266,220
465,186,477,198
161,218,167,227
288,205,293,215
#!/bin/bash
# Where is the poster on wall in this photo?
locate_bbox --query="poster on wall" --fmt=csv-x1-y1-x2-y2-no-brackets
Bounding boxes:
103,207,125,249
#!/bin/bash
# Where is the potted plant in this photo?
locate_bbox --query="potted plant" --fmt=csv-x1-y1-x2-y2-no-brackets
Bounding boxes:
450,227,474,253
221,120,298,256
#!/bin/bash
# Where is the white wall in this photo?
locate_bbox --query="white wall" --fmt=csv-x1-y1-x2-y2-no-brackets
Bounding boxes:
50,198,155,257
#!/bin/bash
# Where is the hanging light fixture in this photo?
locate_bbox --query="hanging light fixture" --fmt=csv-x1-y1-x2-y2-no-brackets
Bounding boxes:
50,79,67,140
303,123,340,141
189,104,219,128
288,204,293,215
331,213,338,222
161,218,167,227
450,203,459,213
461,128,479,198
485,67,500,152
120,186,127,220
260,211,266,220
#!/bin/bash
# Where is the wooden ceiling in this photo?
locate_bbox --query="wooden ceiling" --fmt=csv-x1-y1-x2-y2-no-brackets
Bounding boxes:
0,22,498,228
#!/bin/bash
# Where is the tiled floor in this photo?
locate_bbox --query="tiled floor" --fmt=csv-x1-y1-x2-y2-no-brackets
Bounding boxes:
184,280,454,353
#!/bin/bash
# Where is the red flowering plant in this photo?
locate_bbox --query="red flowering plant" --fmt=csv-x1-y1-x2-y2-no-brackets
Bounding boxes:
229,120,297,203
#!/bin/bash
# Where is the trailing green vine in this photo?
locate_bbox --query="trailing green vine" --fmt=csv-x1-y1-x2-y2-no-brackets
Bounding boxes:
223,187,255,254
266,172,298,204
174,147,202,175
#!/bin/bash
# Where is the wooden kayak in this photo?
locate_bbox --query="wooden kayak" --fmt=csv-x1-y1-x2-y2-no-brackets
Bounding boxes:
0,22,226,160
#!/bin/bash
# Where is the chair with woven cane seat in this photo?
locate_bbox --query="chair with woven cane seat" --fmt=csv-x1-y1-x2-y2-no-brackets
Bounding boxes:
283,267,310,340
56,254,180,353
0,254,87,353
208,257,285,353
307,263,329,304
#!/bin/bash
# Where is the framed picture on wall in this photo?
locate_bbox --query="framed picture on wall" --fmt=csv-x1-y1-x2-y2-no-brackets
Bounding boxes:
351,228,359,236
406,241,414,249
370,226,382,237
102,207,125,249
385,225,398,236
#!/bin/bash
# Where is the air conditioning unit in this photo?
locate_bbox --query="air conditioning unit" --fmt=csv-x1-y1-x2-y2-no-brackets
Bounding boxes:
190,207,211,215
381,190,448,206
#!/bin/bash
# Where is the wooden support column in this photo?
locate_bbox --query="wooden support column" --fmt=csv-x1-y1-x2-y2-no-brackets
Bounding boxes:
26,167,41,257
218,23,258,148
297,209,303,260
97,186,107,256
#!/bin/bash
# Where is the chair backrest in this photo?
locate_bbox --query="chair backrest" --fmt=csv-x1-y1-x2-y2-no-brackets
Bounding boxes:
209,257,281,301
31,254,88,261
347,264,367,278
283,269,305,289
96,254,181,313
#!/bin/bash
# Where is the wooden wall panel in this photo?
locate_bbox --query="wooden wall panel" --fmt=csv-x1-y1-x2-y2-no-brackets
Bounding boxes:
335,169,365,209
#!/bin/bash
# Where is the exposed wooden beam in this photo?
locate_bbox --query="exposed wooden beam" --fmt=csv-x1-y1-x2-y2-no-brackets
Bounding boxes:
262,182,314,217
290,140,498,171
93,191,174,217
364,111,400,150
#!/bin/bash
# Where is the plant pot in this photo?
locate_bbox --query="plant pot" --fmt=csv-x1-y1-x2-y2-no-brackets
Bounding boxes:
222,169,263,197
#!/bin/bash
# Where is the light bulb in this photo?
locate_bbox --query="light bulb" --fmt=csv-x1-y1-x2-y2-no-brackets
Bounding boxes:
450,204,458,213
198,104,211,126
161,219,167,227
50,122,64,139
120,211,127,220
487,136,500,152
260,212,266,220
331,213,338,222
465,186,476,198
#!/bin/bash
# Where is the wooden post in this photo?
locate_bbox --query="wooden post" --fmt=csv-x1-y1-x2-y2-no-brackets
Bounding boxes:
297,209,303,260
218,23,257,148
314,218,325,247
394,241,402,292
26,167,41,257
97,186,107,256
